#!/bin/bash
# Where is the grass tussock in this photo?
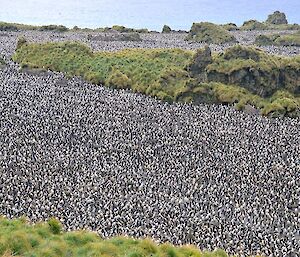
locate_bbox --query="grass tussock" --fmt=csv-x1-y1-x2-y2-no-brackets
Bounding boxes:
186,22,237,44
0,217,234,257
13,41,300,118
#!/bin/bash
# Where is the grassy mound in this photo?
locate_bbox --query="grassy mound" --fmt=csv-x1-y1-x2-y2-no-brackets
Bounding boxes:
13,41,193,102
255,32,300,47
0,217,232,257
186,22,237,44
240,20,268,31
13,41,300,117
240,20,300,31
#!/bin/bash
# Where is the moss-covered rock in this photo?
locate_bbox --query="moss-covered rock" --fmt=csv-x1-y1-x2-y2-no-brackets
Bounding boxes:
186,22,237,44
266,11,288,25
162,25,172,33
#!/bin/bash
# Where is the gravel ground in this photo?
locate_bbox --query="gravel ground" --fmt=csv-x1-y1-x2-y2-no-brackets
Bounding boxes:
0,31,299,257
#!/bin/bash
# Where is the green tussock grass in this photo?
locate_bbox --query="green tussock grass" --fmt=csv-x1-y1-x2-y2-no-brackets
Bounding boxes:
13,41,193,102
0,217,236,257
186,22,237,44
13,41,300,118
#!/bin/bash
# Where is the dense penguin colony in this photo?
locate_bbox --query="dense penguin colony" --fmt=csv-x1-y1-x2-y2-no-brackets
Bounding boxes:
0,31,299,257
0,30,300,56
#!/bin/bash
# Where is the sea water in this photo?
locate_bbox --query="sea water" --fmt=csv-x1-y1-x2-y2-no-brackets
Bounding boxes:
0,0,299,31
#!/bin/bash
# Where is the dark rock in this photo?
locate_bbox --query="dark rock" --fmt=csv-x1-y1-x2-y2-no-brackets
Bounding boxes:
162,25,172,33
188,46,212,77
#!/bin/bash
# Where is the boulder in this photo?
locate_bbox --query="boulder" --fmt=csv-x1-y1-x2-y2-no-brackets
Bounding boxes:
162,25,172,33
188,46,212,77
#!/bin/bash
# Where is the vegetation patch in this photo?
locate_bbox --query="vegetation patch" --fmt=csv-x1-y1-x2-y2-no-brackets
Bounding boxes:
13,41,300,118
221,23,239,31
0,22,38,31
110,25,149,33
255,32,300,47
0,217,233,257
186,22,237,44
240,20,268,31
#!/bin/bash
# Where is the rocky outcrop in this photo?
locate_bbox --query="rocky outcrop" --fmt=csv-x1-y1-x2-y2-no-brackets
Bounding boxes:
266,11,288,25
195,46,300,98
188,46,212,78
162,25,172,33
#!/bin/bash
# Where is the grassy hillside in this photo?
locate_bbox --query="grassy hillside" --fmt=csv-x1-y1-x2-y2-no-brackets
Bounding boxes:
0,217,232,257
13,41,300,117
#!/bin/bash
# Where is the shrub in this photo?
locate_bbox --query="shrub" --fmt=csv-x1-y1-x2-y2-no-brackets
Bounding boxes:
186,22,237,44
